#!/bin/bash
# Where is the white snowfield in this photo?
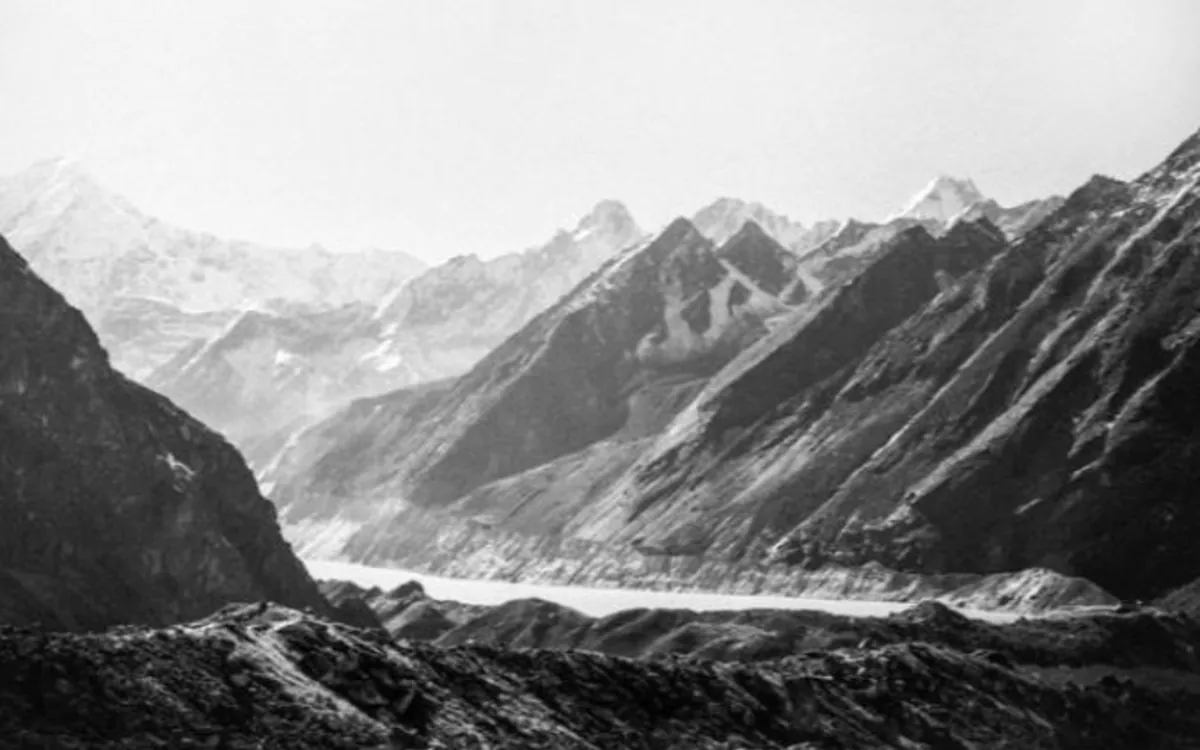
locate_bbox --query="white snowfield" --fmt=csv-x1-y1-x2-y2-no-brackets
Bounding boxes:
305,559,1028,624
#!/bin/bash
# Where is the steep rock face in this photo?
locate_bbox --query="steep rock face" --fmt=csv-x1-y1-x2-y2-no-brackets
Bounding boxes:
794,217,934,288
271,218,813,530
0,234,331,630
0,158,427,376
311,131,1200,605
582,218,1008,561
614,128,1200,601
152,201,644,472
273,219,1007,577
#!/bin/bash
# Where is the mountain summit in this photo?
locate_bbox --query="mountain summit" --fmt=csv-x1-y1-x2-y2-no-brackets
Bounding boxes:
892,175,987,223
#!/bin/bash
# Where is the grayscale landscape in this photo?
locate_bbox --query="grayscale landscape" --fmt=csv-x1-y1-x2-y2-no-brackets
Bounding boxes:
2,1,1199,747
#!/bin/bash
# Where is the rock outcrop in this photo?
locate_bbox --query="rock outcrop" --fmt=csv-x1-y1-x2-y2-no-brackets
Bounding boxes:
0,234,331,630
3,603,1198,749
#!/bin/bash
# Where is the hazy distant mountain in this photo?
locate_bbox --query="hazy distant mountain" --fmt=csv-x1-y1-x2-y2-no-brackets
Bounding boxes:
891,175,987,223
0,158,428,377
150,200,646,471
890,174,1065,236
690,196,840,252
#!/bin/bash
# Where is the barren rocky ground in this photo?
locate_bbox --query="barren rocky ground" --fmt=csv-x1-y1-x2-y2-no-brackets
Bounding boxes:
4,601,1200,749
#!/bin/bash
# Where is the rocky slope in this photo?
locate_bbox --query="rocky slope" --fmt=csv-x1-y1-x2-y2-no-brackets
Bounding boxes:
268,217,818,531
0,158,427,377
1160,578,1200,620
271,217,1009,578
596,127,1200,602
266,130,1200,609
0,233,331,630
4,602,1198,749
797,185,1062,290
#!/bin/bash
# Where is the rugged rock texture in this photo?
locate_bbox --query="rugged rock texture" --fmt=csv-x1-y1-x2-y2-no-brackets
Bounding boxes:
151,200,643,473
270,217,813,527
518,127,1199,604
277,217,1008,586
325,578,1195,673
1160,578,1200,620
3,603,1198,749
268,130,1200,608
764,131,1200,600
0,158,427,378
0,234,331,630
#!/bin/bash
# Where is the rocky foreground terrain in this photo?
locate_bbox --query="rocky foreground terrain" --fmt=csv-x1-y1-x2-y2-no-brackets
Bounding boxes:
3,600,1200,750
316,578,1190,665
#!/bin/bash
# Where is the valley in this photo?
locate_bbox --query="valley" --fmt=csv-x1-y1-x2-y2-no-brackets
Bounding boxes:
305,558,1035,623
1,80,1197,750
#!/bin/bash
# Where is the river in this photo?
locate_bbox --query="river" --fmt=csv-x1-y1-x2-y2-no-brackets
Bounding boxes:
304,558,1024,623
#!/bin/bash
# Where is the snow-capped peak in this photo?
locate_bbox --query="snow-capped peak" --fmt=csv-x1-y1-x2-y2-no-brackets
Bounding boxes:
691,197,801,246
892,175,987,223
571,199,637,241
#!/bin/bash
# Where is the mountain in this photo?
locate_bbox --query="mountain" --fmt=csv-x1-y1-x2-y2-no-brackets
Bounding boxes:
0,158,428,377
93,297,243,381
690,196,840,252
149,200,645,472
266,128,1200,609
0,232,332,630
264,215,984,560
890,174,1065,237
549,129,1199,602
892,174,988,223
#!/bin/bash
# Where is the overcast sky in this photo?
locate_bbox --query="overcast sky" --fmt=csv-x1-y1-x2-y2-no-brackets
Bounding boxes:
2,0,1198,262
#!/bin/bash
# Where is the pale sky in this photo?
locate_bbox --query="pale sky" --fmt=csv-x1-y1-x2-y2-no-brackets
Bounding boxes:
2,0,1198,262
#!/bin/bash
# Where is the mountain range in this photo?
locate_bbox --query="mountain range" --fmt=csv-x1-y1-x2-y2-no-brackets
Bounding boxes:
2,157,1064,482
0,158,428,378
2,127,1199,747
261,128,1200,610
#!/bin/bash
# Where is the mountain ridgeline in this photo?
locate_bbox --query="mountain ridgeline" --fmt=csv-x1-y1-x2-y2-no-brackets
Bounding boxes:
268,127,1200,606
270,217,815,518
